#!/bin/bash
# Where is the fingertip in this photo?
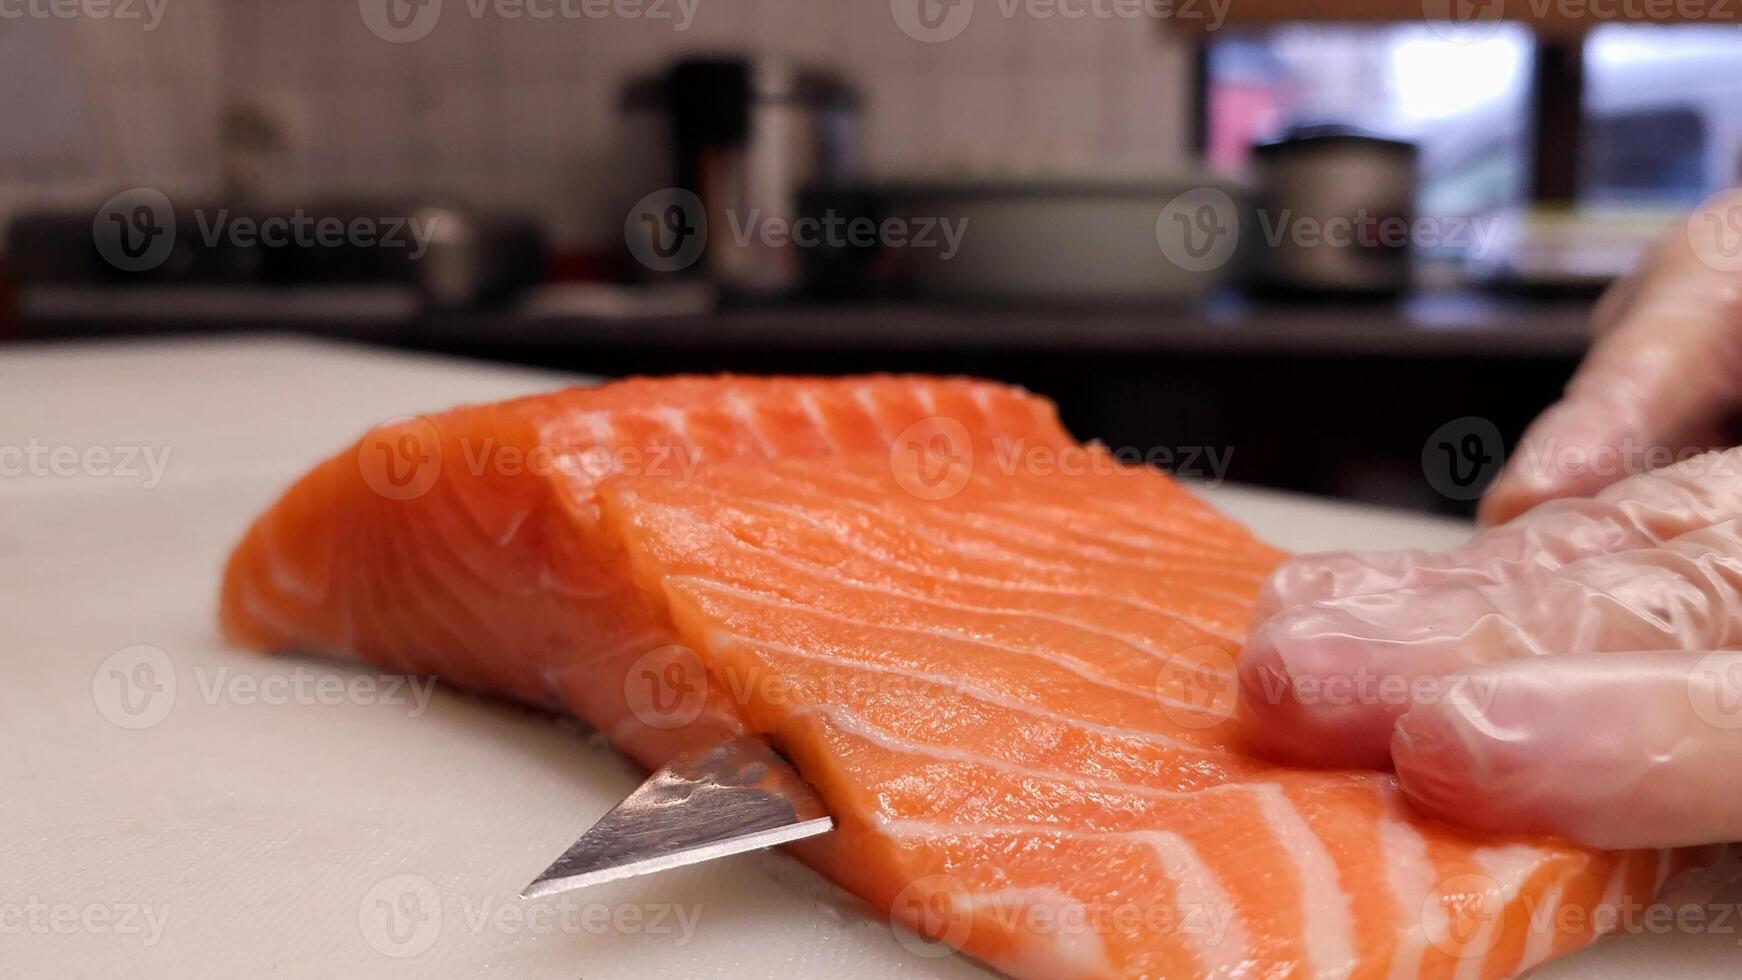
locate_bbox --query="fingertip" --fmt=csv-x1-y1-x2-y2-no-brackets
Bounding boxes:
1392,676,1586,843
1235,618,1396,770
1392,705,1488,824
1474,479,1537,528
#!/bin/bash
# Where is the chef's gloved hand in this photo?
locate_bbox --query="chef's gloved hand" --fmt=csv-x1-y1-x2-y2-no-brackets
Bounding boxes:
1238,449,1742,850
1480,190,1742,526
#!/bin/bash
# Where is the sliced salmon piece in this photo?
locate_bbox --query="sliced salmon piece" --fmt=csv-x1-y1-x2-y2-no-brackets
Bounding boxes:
220,377,1714,979
594,455,1710,979
219,375,1075,769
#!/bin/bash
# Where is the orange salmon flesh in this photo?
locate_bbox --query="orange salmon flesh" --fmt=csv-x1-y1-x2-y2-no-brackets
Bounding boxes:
220,375,1725,979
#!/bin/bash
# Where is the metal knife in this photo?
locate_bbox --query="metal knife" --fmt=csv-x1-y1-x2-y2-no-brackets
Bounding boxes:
520,736,833,899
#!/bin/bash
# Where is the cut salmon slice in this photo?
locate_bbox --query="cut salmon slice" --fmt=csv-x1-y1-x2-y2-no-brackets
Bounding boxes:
220,377,1718,979
219,375,1076,769
593,454,1716,980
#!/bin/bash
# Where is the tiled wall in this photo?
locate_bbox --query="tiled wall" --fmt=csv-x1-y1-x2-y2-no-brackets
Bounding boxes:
2,0,1192,248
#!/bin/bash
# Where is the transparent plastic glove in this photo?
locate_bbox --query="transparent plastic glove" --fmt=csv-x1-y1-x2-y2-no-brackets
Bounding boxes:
1239,448,1742,849
1480,190,1742,526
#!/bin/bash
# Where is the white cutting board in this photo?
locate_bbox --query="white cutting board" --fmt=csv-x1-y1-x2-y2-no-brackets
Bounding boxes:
2,336,1730,978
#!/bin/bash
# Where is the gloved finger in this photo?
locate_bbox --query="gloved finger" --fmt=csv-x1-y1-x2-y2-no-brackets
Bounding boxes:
1480,197,1742,526
1239,519,1742,769
1252,446,1742,623
1393,652,1742,850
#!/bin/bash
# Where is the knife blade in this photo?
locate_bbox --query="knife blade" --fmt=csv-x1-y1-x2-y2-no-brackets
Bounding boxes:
520,736,833,900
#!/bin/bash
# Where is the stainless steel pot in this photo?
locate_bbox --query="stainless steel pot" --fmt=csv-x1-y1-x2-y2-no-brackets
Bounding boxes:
1251,126,1419,296
621,57,861,298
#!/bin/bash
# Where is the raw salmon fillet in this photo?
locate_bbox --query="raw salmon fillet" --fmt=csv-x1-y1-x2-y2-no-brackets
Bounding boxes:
220,375,1076,769
221,376,1720,979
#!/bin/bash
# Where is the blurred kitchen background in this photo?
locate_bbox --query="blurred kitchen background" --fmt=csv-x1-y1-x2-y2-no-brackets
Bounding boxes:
5,0,1742,512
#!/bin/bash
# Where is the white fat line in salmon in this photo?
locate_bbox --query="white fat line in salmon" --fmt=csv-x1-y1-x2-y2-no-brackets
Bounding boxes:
722,393,778,457
989,439,1236,486
684,474,1254,638
457,438,703,486
677,575,1211,710
645,495,1241,671
875,818,1243,952
773,463,1269,593
792,702,1249,801
1249,784,1357,976
793,390,843,453
814,458,1258,559
710,629,1245,756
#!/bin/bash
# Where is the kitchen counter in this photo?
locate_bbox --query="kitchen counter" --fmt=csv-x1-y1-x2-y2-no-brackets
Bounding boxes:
15,287,1595,358
427,290,1594,358
9,336,1727,978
